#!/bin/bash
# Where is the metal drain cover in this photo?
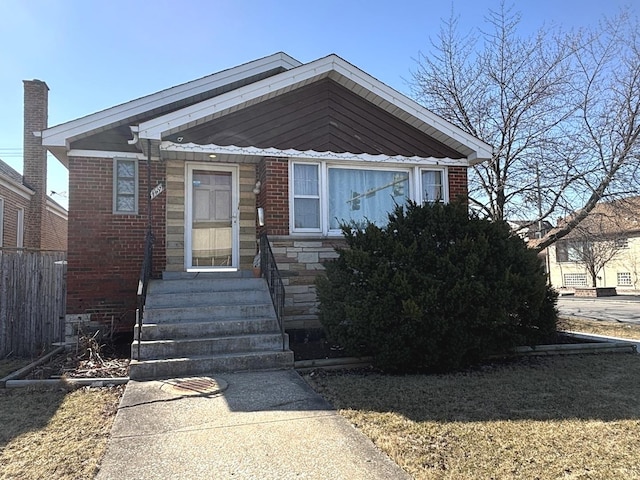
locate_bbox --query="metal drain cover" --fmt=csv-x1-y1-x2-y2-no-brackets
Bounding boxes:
160,376,228,397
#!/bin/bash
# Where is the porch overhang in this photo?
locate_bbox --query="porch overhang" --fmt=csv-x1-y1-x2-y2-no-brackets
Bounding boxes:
160,141,474,167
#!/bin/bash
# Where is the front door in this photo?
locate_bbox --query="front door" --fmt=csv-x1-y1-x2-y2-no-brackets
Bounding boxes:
185,163,238,271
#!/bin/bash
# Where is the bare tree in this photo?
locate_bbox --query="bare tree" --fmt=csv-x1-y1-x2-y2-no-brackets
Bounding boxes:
411,3,640,248
555,205,630,287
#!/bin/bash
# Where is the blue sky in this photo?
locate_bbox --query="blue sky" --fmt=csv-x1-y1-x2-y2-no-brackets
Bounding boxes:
0,0,636,210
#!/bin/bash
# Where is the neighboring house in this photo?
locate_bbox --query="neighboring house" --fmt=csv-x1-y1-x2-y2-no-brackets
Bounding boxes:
30,53,491,333
548,197,640,291
0,156,67,251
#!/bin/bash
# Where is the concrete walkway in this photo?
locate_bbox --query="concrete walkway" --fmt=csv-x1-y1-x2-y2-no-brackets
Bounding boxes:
96,370,410,480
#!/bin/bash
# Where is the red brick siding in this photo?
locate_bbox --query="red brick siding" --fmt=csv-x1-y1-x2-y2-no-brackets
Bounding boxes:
448,166,468,202
0,185,30,248
258,159,470,236
258,157,289,235
23,80,48,250
66,156,165,331
41,209,67,250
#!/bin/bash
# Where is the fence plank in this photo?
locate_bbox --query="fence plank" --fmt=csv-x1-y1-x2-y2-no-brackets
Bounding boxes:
0,251,66,358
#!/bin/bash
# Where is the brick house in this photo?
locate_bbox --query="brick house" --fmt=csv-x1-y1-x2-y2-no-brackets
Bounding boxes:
33,53,491,335
1,81,67,251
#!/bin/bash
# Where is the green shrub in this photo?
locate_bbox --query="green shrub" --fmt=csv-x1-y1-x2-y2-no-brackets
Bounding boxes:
316,201,557,373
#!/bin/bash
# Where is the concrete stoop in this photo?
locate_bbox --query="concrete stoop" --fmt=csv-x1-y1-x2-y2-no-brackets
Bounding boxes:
130,276,293,380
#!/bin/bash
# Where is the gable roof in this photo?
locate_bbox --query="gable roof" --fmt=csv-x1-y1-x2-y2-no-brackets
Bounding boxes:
162,78,465,159
0,158,67,214
556,197,640,239
0,158,24,183
42,52,301,164
139,54,491,163
42,53,492,165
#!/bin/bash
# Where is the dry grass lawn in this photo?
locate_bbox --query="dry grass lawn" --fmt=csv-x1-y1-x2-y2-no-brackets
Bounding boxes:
0,385,123,480
305,354,640,479
559,316,640,340
0,359,30,379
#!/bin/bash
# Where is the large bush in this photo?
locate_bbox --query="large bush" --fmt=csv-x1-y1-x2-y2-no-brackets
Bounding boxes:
316,201,557,373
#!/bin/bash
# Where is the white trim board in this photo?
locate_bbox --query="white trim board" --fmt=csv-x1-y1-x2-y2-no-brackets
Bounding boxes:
0,175,34,200
46,201,68,220
160,142,472,167
68,150,157,161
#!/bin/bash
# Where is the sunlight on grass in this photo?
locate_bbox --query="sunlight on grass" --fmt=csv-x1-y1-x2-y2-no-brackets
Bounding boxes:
306,354,640,479
0,386,122,480
559,317,640,340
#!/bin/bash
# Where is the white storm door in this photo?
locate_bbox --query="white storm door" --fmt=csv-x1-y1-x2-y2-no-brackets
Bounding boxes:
186,164,239,271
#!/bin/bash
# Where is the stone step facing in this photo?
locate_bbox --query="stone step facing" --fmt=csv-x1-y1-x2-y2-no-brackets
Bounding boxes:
130,276,293,380
148,276,265,295
136,333,288,360
129,351,294,380
143,303,276,323
144,289,271,309
135,318,278,340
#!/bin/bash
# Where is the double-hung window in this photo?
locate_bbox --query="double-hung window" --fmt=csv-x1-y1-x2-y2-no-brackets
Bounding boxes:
292,163,320,231
113,158,138,214
291,161,446,235
421,169,444,202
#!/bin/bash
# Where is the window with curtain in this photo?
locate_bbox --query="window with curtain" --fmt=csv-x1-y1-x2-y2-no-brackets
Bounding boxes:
290,162,449,234
292,163,320,229
113,158,138,214
421,169,443,202
328,168,409,230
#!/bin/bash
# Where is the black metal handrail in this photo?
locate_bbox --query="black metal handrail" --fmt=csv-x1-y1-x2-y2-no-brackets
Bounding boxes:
136,227,154,359
260,234,286,351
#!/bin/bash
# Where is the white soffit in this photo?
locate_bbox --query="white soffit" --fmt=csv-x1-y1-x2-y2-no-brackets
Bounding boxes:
142,55,492,163
160,142,472,167
41,52,301,148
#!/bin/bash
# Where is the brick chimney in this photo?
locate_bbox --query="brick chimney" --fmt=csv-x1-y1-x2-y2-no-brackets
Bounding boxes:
23,79,49,250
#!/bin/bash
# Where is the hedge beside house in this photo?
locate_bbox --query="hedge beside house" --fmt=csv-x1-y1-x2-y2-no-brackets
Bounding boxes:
316,201,557,373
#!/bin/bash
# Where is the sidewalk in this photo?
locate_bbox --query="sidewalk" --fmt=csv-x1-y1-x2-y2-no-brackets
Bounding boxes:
95,370,410,480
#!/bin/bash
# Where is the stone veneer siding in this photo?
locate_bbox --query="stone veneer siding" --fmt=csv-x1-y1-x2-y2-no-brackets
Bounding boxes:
165,159,258,271
260,161,470,331
268,236,346,330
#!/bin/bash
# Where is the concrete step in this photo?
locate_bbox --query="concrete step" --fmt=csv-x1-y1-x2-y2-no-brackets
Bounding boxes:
135,318,280,340
145,289,272,308
129,350,295,380
134,333,288,360
148,277,266,295
143,304,275,323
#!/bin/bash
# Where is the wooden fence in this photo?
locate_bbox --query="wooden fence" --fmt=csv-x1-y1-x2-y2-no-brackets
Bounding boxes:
0,250,66,358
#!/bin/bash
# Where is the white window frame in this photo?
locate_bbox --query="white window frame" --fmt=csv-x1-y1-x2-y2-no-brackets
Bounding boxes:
16,207,24,248
291,162,322,233
617,272,632,286
113,158,139,214
418,168,448,203
0,197,4,247
563,272,588,287
289,161,449,235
